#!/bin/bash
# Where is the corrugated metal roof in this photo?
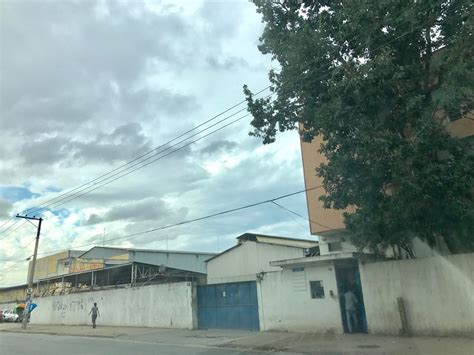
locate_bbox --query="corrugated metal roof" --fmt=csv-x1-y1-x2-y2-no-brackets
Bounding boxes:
237,233,318,248
205,233,318,263
254,235,318,248
79,246,216,258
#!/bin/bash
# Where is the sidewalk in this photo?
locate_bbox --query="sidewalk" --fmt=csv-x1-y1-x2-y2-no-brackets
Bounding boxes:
1,323,472,354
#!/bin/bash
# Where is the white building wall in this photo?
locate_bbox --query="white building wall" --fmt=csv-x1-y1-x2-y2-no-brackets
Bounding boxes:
257,263,343,333
359,253,474,337
319,234,358,255
29,282,196,329
206,242,307,284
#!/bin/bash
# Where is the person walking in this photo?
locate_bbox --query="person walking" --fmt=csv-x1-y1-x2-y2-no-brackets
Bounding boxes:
343,288,358,333
88,302,100,328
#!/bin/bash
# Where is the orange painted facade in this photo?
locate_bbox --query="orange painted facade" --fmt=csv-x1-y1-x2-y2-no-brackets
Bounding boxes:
300,112,474,236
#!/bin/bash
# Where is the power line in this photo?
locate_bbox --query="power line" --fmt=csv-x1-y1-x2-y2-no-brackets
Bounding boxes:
17,2,461,218
0,218,16,231
0,237,35,274
0,219,23,236
36,185,325,257
271,200,337,232
20,89,271,218
270,201,310,234
0,220,29,242
45,112,254,211
1,2,466,239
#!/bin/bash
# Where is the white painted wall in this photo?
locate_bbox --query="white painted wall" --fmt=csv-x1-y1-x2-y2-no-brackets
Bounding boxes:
319,234,358,255
29,282,196,329
257,263,343,333
360,253,474,337
207,241,307,284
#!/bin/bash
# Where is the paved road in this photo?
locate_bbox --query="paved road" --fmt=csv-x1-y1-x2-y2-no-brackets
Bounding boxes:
1,324,473,355
0,332,291,355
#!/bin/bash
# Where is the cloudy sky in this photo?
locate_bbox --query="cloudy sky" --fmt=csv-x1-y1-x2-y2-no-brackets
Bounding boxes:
0,0,315,287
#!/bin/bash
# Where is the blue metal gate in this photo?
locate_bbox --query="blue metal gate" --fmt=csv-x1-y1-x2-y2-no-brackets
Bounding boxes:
197,281,260,331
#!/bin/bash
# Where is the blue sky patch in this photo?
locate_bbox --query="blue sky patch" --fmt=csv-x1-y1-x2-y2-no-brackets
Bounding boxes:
0,186,39,203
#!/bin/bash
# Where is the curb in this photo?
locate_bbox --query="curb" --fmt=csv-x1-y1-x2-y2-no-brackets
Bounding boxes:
0,328,116,339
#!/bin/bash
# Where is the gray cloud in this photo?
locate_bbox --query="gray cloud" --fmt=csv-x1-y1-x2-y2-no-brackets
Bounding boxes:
0,0,200,141
0,1,315,287
85,197,188,225
69,122,153,164
206,56,250,71
199,140,239,155
0,199,13,218
20,136,70,166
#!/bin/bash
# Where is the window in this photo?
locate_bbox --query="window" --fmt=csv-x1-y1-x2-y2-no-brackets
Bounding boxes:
310,281,325,299
328,242,342,252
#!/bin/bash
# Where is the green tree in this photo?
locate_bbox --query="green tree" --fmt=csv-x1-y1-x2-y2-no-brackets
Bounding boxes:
245,0,474,256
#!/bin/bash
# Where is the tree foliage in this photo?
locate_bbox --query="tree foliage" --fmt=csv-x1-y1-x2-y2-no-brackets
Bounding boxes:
245,0,474,255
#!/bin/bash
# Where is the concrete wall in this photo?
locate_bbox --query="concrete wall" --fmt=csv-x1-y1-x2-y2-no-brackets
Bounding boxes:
360,253,474,337
29,282,196,329
257,263,343,333
318,234,359,256
206,241,307,284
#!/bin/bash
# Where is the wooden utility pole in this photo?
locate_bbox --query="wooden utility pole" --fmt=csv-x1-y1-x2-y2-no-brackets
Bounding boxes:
16,214,42,330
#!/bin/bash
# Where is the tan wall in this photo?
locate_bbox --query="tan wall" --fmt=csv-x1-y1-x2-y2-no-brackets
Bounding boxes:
300,135,346,235
0,286,26,303
32,251,69,281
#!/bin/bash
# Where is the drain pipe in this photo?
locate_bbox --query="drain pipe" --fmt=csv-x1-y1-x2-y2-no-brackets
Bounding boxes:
397,297,410,336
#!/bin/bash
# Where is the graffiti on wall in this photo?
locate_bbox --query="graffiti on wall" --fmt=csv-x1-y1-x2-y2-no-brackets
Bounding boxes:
52,297,92,319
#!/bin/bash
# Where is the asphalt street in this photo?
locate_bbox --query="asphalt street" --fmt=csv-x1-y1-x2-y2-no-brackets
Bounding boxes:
0,332,292,355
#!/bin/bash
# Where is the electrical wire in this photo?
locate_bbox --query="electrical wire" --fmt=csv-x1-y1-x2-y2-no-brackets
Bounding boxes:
17,2,463,217
36,185,326,257
0,2,467,238
270,200,310,234
46,112,254,211
0,237,35,273
0,221,29,242
20,90,271,218
271,200,337,232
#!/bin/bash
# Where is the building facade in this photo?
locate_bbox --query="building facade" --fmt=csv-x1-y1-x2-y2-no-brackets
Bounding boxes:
300,112,474,256
205,233,318,284
79,246,215,274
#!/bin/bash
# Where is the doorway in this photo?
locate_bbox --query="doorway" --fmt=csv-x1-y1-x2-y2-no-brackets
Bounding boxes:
335,260,368,333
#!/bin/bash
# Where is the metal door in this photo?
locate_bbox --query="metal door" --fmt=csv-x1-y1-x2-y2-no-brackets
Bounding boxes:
197,281,259,331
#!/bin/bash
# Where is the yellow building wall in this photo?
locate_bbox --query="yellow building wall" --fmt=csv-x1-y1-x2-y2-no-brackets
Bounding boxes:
32,251,69,280
0,286,26,303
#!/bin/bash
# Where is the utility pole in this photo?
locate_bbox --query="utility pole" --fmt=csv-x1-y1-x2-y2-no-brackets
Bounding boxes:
16,214,42,330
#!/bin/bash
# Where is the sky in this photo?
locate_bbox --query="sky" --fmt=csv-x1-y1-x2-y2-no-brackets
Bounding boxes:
0,0,315,287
